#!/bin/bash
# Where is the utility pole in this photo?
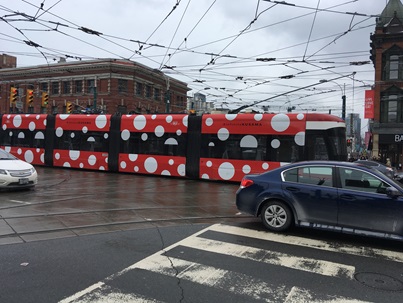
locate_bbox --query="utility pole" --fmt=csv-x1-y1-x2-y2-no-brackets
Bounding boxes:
93,77,97,112
341,83,346,120
342,94,346,120
165,91,170,113
165,75,170,113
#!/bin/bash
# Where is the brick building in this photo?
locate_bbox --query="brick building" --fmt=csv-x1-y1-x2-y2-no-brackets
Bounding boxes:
0,54,17,69
0,57,189,115
369,0,403,167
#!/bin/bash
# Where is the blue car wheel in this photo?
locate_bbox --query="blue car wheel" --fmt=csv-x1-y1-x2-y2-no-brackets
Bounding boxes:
261,201,293,232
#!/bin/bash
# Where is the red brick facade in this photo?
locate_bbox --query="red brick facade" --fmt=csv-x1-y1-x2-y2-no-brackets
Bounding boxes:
0,58,189,115
369,0,403,167
0,54,17,69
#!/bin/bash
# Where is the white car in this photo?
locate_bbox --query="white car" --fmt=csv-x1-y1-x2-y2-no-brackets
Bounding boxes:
0,148,38,189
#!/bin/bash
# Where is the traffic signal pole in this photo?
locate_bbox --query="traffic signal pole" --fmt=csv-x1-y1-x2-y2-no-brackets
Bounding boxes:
342,94,346,120
93,77,97,111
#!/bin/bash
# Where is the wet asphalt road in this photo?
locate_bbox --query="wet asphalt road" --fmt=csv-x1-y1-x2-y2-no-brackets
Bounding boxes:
0,166,245,245
1,167,403,303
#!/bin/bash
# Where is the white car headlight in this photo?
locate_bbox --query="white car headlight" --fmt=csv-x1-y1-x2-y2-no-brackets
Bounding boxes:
30,167,36,174
0,169,7,175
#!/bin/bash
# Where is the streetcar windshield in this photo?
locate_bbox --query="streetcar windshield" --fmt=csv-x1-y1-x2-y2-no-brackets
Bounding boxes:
306,127,347,161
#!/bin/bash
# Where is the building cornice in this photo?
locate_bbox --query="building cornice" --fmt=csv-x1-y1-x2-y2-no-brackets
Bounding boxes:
0,58,188,90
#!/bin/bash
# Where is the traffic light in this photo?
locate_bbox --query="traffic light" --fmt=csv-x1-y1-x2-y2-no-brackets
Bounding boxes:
10,87,18,104
41,92,49,107
66,102,73,113
347,139,352,147
26,89,34,105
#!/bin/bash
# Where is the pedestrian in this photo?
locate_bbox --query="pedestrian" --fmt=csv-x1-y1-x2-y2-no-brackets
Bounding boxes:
386,158,391,167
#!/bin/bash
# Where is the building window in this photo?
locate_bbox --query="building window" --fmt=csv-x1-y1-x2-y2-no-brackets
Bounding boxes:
87,79,95,94
117,105,127,114
75,80,83,94
136,82,143,96
153,88,160,101
118,79,128,94
62,81,71,94
383,53,403,80
51,82,59,95
145,85,152,98
389,55,399,79
380,93,403,123
41,82,48,92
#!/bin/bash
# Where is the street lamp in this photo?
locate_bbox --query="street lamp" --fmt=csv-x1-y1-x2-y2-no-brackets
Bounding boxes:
319,80,346,118
319,79,346,120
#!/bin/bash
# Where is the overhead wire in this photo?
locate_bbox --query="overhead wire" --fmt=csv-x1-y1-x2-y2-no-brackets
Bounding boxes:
302,0,321,61
0,0,376,112
159,0,218,69
159,0,192,70
128,0,183,60
3,0,373,76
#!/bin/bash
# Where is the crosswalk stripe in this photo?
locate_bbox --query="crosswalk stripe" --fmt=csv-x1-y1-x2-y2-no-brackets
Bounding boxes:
284,287,371,303
179,236,355,279
135,253,288,301
132,253,368,303
210,224,403,263
59,224,390,303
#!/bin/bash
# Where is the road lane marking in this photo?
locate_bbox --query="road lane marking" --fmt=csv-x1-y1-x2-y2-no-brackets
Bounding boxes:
210,224,403,263
59,282,105,303
61,285,163,303
9,200,31,205
179,236,355,279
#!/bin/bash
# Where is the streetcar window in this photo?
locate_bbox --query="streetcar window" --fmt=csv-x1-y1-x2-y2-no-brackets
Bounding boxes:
201,133,304,163
202,134,262,160
33,132,45,148
120,132,186,157
266,135,304,162
0,129,45,149
54,131,109,152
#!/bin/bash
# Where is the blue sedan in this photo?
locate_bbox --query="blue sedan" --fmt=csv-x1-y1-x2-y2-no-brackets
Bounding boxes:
236,161,403,240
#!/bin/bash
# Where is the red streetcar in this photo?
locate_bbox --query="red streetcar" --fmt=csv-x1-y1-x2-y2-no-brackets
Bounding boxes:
0,112,347,182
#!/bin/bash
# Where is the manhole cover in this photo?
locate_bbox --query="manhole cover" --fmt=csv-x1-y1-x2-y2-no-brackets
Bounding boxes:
354,272,403,291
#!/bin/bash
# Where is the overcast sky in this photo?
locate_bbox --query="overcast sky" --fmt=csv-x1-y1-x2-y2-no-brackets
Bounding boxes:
0,0,391,127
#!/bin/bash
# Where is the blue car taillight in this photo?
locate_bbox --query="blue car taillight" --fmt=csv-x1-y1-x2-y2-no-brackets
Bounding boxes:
240,178,254,188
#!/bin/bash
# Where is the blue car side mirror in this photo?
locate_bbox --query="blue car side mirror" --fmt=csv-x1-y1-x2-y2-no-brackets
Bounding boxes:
386,187,402,198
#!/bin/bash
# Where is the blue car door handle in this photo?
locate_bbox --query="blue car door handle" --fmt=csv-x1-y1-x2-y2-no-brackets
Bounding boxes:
286,187,299,192
339,194,356,201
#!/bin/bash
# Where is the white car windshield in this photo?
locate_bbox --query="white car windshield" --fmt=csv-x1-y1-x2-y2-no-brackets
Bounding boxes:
0,149,17,160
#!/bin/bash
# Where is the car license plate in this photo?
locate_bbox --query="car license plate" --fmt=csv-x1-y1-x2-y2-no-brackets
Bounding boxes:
19,178,29,185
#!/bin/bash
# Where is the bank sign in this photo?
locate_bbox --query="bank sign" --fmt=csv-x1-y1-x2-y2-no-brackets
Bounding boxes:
379,134,403,144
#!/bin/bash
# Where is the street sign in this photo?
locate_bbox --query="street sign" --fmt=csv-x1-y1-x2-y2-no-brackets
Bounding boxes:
16,101,23,109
